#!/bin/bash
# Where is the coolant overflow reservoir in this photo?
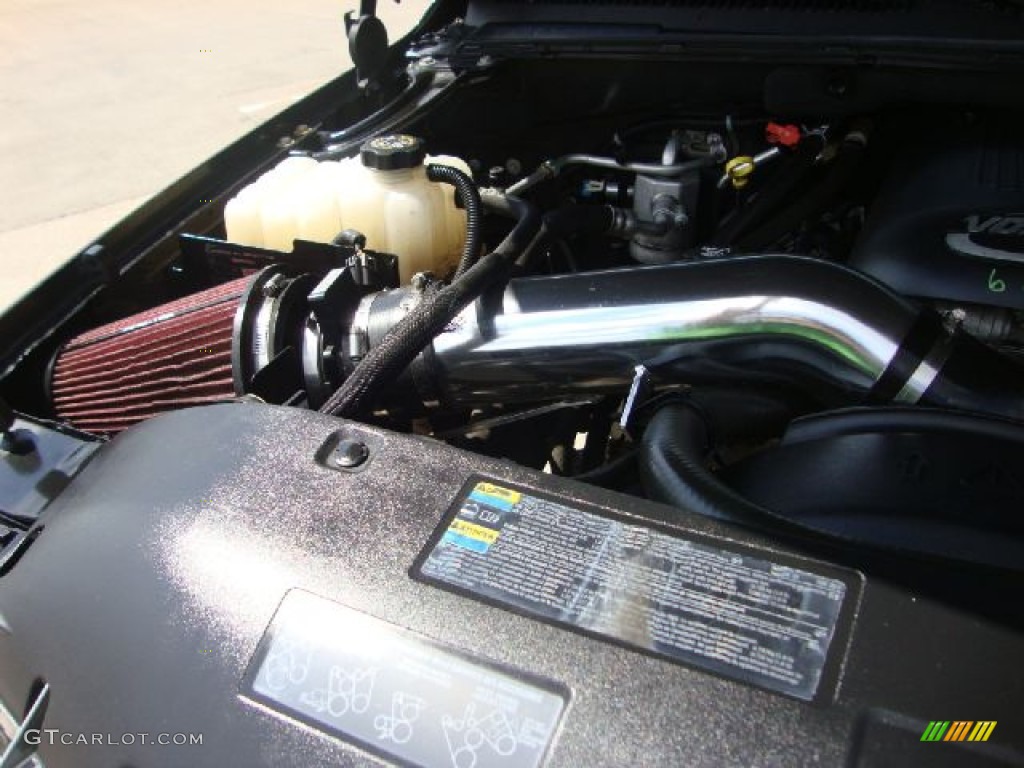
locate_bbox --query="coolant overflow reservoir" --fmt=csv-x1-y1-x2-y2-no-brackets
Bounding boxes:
224,134,469,284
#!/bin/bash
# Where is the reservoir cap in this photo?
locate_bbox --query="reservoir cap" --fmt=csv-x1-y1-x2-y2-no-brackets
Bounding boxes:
360,134,426,171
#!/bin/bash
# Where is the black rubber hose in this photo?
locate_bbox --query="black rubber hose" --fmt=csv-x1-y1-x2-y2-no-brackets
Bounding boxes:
572,450,638,488
784,405,1024,446
516,205,616,269
319,193,539,418
544,205,615,239
426,164,483,278
641,402,784,527
921,334,1024,423
640,397,807,532
639,401,1024,572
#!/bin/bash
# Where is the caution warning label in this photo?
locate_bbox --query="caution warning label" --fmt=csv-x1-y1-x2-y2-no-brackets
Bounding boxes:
417,478,857,702
439,482,514,554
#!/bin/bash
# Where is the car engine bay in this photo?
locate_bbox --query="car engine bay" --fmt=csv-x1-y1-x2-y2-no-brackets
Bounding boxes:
2,6,1024,764
30,100,1024,572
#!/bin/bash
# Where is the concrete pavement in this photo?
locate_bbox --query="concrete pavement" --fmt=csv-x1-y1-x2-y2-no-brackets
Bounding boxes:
0,0,427,310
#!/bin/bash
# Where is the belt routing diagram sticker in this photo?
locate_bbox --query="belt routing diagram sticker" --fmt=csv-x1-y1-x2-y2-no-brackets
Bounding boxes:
244,590,565,768
415,479,856,702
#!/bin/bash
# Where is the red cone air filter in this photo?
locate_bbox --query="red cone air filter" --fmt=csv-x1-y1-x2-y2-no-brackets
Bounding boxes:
50,277,251,434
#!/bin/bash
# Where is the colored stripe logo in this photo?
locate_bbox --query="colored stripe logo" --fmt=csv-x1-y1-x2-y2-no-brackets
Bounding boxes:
921,721,997,742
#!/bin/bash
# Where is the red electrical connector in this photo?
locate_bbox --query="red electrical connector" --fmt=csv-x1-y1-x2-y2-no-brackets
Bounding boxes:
766,122,802,148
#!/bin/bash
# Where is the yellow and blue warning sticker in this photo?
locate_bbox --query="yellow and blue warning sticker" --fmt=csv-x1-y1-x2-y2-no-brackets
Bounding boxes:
441,482,521,554
468,482,521,511
419,475,857,702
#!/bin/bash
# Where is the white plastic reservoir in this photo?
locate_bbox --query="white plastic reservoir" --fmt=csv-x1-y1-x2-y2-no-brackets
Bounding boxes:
224,135,470,284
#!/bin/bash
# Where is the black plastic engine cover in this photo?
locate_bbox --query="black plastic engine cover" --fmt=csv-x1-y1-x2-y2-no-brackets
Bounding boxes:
0,403,1021,767
851,129,1024,310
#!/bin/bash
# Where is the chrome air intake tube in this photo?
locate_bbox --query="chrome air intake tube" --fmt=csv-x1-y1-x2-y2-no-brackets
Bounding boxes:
353,255,1024,419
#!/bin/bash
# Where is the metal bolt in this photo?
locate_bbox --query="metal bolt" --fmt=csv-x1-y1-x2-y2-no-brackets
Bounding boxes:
706,132,727,162
652,194,685,228
331,439,369,469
